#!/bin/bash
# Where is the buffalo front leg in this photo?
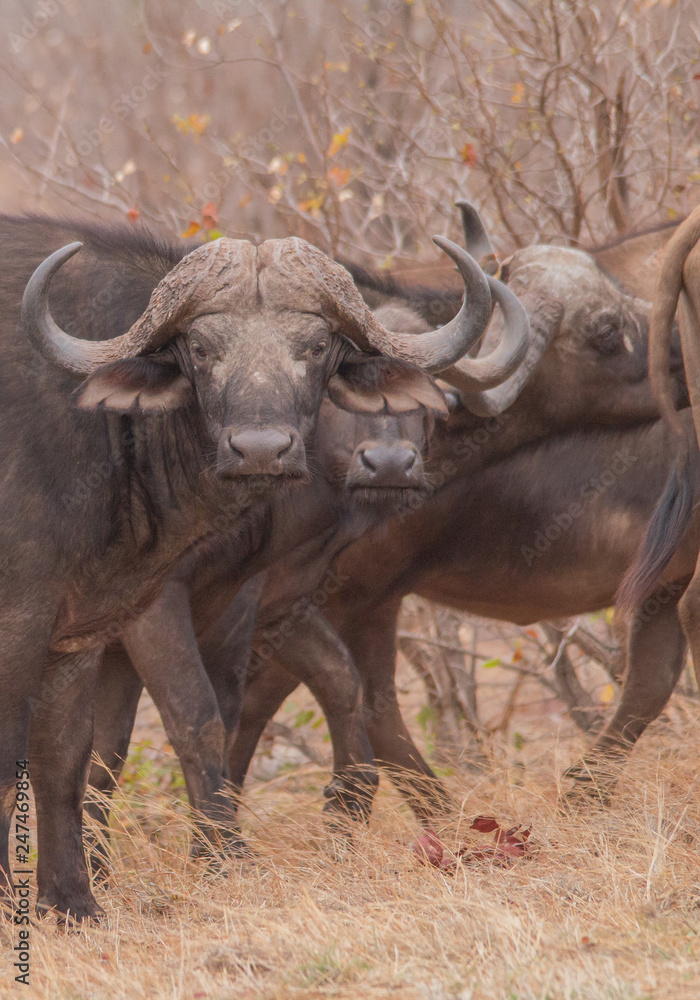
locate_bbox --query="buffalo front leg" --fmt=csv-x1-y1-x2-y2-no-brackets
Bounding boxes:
31,648,104,921
270,608,379,824
86,648,144,879
565,581,688,803
226,663,300,796
334,598,454,821
0,623,52,914
120,581,238,859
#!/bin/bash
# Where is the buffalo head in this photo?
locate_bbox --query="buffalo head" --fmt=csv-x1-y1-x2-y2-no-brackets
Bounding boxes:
459,243,686,427
22,235,524,489
315,395,430,507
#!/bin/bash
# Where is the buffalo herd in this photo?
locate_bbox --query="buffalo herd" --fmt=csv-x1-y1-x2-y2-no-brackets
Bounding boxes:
1,198,699,922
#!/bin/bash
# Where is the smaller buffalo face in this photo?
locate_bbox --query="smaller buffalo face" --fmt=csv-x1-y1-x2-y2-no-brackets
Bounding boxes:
315,396,431,507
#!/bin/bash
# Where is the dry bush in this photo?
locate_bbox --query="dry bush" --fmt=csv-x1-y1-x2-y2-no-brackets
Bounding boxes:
2,0,699,256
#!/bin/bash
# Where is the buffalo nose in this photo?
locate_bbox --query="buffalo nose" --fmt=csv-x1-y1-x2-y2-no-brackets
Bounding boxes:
359,444,417,477
220,426,304,476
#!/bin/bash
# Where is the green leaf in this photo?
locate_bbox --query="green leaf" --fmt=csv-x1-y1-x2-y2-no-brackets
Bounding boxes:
293,709,315,729
416,704,437,733
482,657,501,669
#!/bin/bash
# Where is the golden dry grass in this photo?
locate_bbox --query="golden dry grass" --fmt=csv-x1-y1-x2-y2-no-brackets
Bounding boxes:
3,685,700,1000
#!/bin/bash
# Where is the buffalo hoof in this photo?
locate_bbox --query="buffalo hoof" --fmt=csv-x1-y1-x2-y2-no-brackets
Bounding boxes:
322,776,376,825
559,765,617,811
190,831,254,864
36,890,104,924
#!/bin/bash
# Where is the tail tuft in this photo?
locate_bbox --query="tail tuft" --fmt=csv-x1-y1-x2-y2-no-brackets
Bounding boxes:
616,441,693,617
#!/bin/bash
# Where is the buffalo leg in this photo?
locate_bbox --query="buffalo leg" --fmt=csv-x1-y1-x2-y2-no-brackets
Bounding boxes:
85,648,144,878
226,664,300,793
565,582,687,800
0,621,52,913
270,608,379,822
31,648,103,921
334,598,454,820
120,580,238,858
199,575,267,768
222,607,379,822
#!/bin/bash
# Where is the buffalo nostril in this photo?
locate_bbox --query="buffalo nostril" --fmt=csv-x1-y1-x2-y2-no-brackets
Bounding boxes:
401,449,417,473
228,435,245,459
275,435,293,459
359,450,377,474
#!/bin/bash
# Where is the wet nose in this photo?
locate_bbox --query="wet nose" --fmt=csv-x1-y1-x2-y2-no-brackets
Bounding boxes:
219,426,305,477
359,444,417,478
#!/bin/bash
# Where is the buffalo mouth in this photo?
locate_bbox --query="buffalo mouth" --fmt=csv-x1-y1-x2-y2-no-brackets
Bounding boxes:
346,482,430,510
215,466,310,492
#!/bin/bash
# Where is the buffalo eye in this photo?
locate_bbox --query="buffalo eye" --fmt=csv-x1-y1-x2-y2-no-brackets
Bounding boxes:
192,344,208,362
311,340,328,358
591,322,623,356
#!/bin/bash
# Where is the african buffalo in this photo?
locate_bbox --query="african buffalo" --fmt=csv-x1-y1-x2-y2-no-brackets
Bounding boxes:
0,214,497,920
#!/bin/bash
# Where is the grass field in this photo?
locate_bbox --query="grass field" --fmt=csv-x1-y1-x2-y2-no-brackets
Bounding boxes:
2,660,700,1000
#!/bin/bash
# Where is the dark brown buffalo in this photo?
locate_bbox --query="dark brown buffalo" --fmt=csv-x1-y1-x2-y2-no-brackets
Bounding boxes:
0,215,498,920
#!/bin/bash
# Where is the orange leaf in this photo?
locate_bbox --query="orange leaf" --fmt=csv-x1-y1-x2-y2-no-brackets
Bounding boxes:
511,81,524,104
181,221,202,238
461,143,477,167
512,647,523,662
525,628,539,639
201,201,219,227
327,127,351,158
297,194,325,213
238,192,252,208
328,165,351,186
142,42,152,54
126,207,141,223
10,127,23,144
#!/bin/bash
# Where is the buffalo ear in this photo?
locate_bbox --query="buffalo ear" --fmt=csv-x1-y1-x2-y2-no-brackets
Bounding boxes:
75,358,192,412
328,355,448,416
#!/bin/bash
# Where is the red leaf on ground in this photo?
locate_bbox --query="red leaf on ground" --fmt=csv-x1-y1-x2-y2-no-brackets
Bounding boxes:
411,830,444,867
471,815,501,834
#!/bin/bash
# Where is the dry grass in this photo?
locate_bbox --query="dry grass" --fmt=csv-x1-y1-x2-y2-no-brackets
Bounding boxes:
3,674,700,1000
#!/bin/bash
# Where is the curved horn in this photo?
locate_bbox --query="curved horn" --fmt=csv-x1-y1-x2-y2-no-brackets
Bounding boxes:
455,199,499,276
438,274,530,395
461,297,563,417
359,237,492,372
22,239,252,376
